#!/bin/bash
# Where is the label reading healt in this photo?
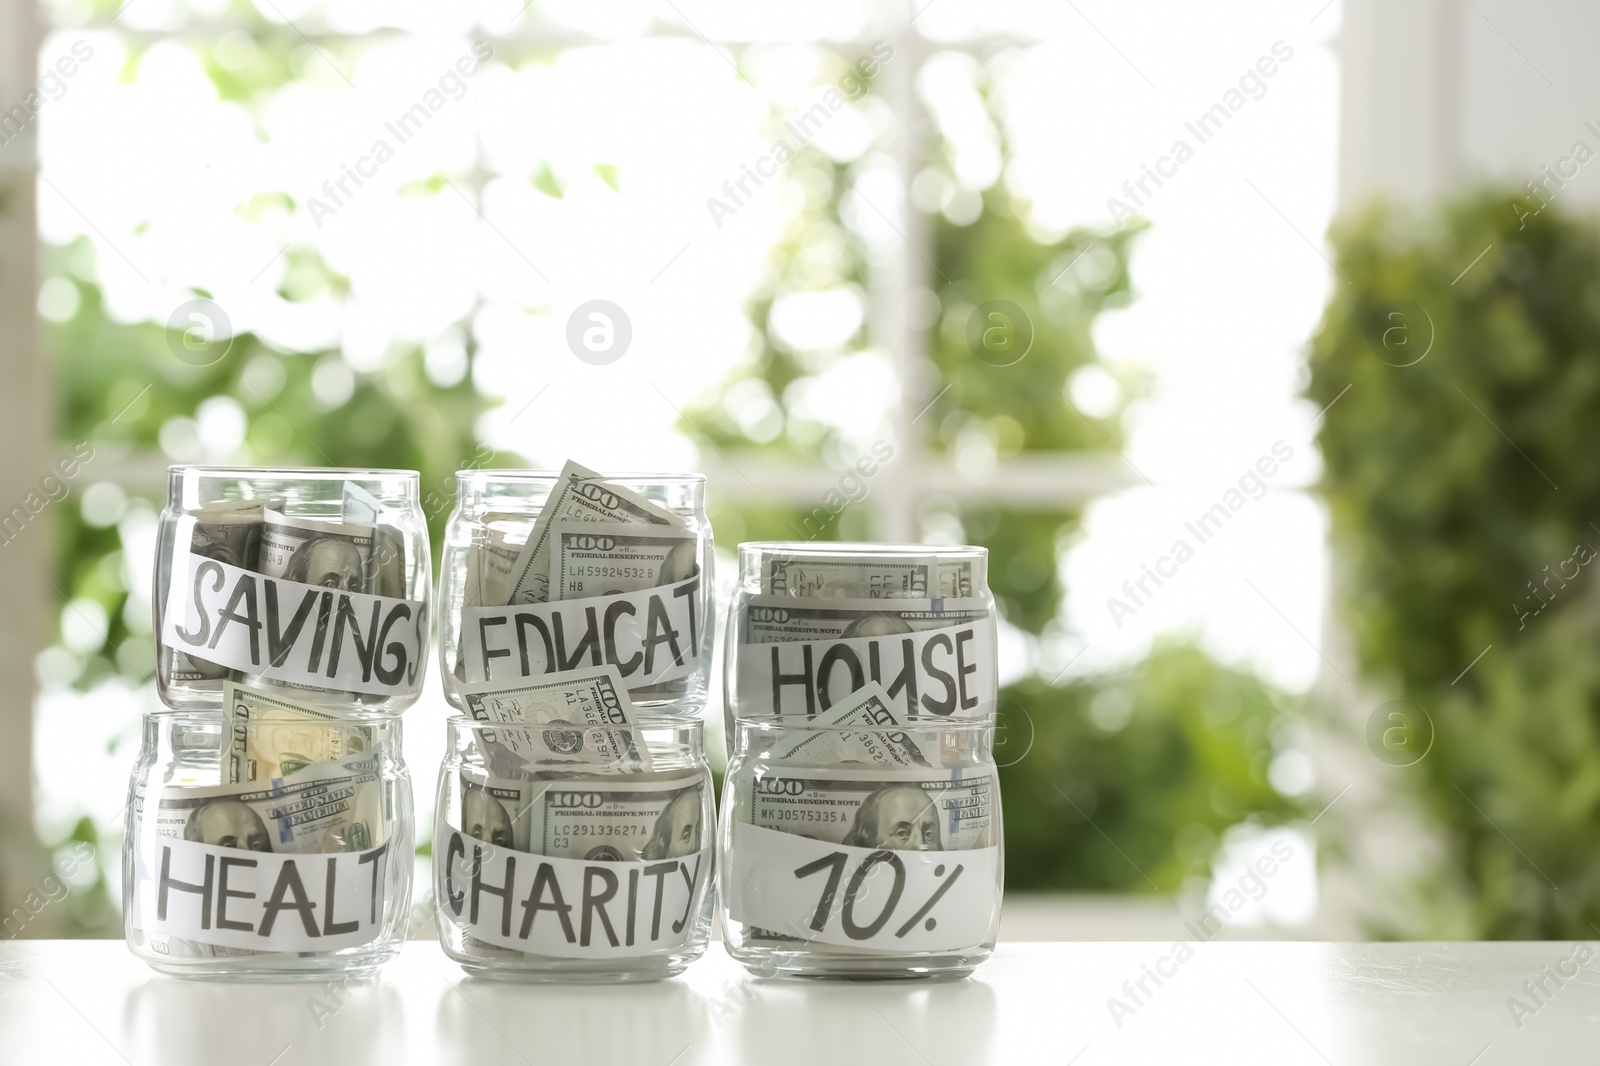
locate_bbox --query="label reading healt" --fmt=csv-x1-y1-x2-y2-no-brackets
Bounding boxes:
131,836,392,953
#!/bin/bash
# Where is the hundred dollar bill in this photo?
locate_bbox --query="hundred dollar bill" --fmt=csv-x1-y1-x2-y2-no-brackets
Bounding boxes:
762,553,935,599
538,771,707,862
153,753,389,855
768,682,934,768
741,764,996,851
549,522,700,600
505,460,682,606
460,665,654,774
162,502,265,685
258,509,375,593
223,681,375,786
741,595,991,644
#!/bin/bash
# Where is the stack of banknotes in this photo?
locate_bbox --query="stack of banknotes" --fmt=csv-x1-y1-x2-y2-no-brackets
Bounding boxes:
453,665,707,866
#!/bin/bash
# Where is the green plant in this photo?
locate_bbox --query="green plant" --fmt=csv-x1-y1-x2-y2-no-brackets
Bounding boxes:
1308,191,1600,938
1000,642,1300,891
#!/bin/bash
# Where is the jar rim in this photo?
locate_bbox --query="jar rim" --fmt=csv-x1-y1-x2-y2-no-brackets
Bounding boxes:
455,469,707,486
446,712,704,731
169,464,421,480
734,715,994,732
738,541,987,557
147,706,409,725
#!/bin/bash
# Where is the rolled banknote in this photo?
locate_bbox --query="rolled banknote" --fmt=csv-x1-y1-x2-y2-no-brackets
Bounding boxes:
223,681,375,786
506,460,682,606
548,522,700,600
761,553,934,599
460,665,654,774
464,512,528,609
740,595,990,644
767,682,934,768
161,501,265,685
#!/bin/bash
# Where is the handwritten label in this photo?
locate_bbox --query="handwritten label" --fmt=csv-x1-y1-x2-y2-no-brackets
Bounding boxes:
160,551,427,697
131,836,392,952
459,576,706,691
726,823,999,952
435,823,710,958
735,617,998,719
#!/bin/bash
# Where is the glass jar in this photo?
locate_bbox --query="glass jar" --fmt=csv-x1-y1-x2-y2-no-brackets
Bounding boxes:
724,542,995,734
719,716,1003,979
123,708,414,979
153,466,432,713
437,469,713,714
434,715,715,981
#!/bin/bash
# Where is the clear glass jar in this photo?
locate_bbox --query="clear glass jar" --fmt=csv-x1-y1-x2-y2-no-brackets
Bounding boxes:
123,709,413,980
724,542,995,732
434,715,715,981
153,466,432,713
437,470,713,714
720,716,1002,978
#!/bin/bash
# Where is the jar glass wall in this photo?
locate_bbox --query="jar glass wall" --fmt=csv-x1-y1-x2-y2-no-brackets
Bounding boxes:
719,716,1002,979
123,709,413,979
438,470,713,714
434,715,714,981
153,466,431,713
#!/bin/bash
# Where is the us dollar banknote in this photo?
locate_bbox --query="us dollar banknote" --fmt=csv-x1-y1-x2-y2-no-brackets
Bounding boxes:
767,682,934,768
741,595,990,644
460,665,654,774
464,512,528,609
161,501,267,685
505,460,682,606
739,763,996,853
223,681,375,786
936,557,985,599
762,553,934,599
258,509,375,594
548,522,700,600
153,753,389,855
539,771,707,861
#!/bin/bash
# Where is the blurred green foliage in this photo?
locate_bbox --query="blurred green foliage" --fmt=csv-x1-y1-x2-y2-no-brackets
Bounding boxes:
1000,643,1299,890
1308,191,1600,937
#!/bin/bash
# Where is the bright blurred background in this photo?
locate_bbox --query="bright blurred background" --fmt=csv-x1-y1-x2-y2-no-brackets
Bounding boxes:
2,0,1597,942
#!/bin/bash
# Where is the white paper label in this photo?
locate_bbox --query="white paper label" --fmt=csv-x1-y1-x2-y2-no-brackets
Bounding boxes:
435,823,711,958
160,551,428,697
735,616,998,719
726,823,1000,952
131,836,393,952
459,576,706,691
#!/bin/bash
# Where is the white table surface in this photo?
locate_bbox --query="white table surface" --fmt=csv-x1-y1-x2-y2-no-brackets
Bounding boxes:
1,939,1593,1065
